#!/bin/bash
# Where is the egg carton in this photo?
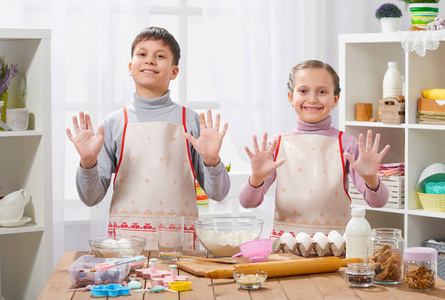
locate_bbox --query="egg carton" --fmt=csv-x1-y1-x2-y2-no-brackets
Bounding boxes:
272,238,346,257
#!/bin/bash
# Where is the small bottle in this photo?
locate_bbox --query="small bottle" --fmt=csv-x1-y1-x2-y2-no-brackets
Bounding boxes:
382,61,402,99
345,208,371,263
404,247,437,291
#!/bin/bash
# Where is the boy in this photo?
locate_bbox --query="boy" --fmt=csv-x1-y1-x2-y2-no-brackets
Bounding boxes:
67,27,230,249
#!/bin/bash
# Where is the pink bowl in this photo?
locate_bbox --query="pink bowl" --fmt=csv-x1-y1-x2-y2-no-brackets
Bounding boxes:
239,239,273,263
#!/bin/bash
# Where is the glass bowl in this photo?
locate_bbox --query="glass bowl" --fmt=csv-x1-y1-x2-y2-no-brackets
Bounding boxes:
345,263,375,288
194,217,263,257
233,270,267,290
89,235,146,258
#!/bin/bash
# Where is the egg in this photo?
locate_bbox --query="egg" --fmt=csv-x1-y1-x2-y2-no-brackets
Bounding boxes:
329,233,344,249
327,230,341,240
102,238,119,247
280,232,296,249
118,238,134,255
295,232,312,250
312,232,328,249
343,233,347,244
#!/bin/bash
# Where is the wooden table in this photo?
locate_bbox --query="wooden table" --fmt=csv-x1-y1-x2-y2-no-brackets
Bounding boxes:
38,251,445,299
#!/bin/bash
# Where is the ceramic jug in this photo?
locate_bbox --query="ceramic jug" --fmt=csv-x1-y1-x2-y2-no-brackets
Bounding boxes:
0,189,28,207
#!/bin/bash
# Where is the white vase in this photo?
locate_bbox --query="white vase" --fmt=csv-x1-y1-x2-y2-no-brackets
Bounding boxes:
380,17,399,33
6,108,29,130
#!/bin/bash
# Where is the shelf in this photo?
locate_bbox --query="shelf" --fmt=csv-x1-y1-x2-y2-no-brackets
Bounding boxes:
0,130,44,137
339,32,445,249
0,224,44,235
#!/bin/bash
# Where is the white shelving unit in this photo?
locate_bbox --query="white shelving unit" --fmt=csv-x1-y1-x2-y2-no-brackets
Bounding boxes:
0,28,52,300
339,33,445,248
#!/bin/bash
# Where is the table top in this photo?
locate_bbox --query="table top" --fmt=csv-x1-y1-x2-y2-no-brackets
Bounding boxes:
38,251,445,300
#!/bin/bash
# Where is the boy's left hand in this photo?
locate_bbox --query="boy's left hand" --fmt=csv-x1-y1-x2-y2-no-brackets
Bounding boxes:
183,109,228,167
344,130,390,191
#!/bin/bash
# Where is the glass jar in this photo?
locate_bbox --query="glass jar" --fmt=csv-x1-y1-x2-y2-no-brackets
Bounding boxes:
345,263,375,288
367,228,404,284
404,247,437,291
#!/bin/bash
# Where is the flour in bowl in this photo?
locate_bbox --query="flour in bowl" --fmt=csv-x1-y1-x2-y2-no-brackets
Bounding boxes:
197,229,259,257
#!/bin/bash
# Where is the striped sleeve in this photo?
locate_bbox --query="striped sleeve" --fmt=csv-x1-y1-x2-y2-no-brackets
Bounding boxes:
342,133,389,208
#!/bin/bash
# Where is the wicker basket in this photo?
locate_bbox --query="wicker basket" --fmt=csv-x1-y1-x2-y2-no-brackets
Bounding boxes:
417,192,445,212
424,239,445,280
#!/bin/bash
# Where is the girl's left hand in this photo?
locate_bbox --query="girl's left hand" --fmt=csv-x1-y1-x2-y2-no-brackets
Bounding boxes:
344,130,390,191
183,109,228,167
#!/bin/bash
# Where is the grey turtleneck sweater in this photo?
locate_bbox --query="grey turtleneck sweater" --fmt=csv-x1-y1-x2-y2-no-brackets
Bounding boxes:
76,91,230,206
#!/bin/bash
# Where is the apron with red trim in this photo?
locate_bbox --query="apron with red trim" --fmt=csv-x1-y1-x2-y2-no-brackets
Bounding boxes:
270,133,351,238
108,107,198,250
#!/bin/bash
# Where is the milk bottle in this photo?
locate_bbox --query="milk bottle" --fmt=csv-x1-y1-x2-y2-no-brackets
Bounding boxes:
345,208,371,263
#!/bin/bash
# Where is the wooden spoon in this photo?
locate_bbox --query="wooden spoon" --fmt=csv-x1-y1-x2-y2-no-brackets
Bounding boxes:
158,252,238,264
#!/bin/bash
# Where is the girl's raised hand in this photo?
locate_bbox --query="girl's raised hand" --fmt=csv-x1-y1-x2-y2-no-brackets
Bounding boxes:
245,132,286,187
344,129,390,191
183,109,228,167
66,111,104,169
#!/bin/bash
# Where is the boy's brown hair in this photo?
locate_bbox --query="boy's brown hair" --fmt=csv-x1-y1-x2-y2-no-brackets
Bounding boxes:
287,60,341,96
131,26,181,66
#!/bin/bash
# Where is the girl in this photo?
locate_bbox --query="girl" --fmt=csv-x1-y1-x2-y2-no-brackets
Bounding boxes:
239,60,390,237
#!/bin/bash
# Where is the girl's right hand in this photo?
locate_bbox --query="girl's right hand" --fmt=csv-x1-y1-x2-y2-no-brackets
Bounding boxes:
66,111,104,169
245,132,286,188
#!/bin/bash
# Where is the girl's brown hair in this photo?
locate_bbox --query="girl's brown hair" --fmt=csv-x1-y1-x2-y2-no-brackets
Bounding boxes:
287,60,341,96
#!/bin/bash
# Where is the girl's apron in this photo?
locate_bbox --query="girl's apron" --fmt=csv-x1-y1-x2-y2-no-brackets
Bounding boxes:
108,107,198,250
271,133,351,238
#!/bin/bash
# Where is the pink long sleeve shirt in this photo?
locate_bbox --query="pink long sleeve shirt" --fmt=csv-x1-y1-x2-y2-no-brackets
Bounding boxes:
239,116,389,209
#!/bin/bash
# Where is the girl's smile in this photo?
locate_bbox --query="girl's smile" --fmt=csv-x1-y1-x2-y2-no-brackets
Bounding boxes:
288,68,339,124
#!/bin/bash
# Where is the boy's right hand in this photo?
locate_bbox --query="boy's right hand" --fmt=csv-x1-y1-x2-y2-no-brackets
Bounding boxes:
245,132,285,188
66,111,104,169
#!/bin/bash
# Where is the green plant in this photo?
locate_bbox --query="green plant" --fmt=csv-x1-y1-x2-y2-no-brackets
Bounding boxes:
376,3,403,19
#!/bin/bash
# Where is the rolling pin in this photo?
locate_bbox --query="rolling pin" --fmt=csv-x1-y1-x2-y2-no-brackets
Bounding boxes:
204,256,362,279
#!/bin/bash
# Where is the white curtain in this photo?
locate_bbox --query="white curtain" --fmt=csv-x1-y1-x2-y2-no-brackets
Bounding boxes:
2,0,444,269
201,0,419,236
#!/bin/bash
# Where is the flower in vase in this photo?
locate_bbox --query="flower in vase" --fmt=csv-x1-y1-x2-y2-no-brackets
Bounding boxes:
0,55,20,98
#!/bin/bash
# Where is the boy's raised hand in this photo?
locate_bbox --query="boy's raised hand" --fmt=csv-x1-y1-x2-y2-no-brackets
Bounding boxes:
245,132,286,188
66,111,104,169
344,129,390,191
183,109,228,167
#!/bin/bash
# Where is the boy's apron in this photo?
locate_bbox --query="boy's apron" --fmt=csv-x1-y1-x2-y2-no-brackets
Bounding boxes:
271,133,351,238
108,107,198,250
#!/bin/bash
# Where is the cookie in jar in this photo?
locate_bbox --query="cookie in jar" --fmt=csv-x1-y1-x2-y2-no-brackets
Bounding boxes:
368,228,404,284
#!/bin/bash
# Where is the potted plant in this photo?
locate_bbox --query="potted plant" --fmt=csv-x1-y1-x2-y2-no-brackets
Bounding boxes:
0,55,19,127
376,3,403,33
399,0,440,29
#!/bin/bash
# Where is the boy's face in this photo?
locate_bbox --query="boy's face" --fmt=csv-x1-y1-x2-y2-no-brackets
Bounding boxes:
288,68,339,124
129,39,179,99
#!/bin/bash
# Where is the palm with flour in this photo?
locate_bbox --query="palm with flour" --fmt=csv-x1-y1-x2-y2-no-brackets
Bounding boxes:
245,132,286,187
183,109,228,167
344,130,390,190
66,111,104,169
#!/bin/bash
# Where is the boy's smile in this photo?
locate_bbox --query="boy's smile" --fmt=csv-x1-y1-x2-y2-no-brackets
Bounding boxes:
129,39,179,99
288,68,339,124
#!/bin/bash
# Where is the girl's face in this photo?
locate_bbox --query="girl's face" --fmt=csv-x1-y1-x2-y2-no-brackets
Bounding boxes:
288,68,339,124
128,39,179,99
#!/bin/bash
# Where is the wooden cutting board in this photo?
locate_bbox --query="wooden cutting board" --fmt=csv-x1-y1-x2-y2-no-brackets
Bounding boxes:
176,253,304,277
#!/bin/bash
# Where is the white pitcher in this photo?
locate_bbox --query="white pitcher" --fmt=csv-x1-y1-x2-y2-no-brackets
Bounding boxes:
0,189,28,207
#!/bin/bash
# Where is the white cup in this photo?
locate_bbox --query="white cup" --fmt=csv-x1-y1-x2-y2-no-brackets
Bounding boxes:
0,206,24,221
6,108,29,131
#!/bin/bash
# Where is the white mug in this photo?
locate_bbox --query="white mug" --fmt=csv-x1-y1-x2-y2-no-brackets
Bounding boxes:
0,206,24,222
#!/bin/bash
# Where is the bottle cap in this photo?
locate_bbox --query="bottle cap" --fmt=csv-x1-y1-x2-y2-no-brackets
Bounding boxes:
351,208,365,217
388,61,398,67
404,247,437,261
